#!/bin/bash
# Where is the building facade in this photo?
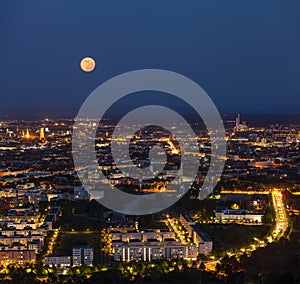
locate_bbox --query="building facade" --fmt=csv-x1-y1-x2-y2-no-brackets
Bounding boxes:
180,214,213,255
44,255,71,267
215,209,264,223
72,246,94,266
0,250,36,266
113,241,197,261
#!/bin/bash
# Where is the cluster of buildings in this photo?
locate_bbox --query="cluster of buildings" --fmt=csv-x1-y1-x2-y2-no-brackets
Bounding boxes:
0,172,91,268
0,207,58,266
44,245,94,268
110,215,213,262
111,229,198,261
0,186,93,269
179,214,212,256
44,206,60,230
0,119,74,176
0,115,298,270
0,183,90,210
227,114,300,166
0,183,43,209
234,114,248,131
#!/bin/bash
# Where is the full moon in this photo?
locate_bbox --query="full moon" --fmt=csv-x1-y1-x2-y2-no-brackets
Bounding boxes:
80,57,96,72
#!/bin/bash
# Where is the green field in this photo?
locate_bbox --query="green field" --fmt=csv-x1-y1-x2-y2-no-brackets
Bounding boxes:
53,231,100,262
202,224,270,256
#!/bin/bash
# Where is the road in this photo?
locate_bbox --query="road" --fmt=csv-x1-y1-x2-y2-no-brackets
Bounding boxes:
204,188,289,271
45,229,59,256
165,217,187,244
271,189,288,240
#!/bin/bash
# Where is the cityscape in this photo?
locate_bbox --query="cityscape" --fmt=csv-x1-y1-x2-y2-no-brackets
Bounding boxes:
0,114,298,283
1,1,300,284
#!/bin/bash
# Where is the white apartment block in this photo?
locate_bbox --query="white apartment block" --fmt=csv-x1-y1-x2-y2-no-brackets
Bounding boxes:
113,241,198,261
44,255,71,267
215,209,264,223
72,246,94,266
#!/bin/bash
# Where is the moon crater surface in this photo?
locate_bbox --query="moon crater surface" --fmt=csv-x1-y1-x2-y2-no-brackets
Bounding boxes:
80,57,96,72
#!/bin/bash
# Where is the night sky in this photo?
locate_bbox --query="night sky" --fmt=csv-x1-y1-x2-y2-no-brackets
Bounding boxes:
0,0,299,118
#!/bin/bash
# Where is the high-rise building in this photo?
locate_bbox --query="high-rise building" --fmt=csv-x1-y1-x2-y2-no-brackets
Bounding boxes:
40,127,45,140
25,128,30,139
235,114,241,128
235,114,248,131
72,246,94,266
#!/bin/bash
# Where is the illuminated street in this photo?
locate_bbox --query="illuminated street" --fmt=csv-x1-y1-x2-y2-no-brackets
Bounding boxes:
166,217,187,244
45,229,59,256
204,188,289,271
1,1,300,282
271,189,288,239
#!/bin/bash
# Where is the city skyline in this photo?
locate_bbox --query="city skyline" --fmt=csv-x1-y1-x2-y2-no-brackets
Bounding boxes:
0,1,299,283
0,114,299,283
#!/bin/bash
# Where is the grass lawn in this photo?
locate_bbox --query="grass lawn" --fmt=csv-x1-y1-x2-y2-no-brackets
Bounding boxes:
53,231,100,263
58,214,101,231
202,224,270,255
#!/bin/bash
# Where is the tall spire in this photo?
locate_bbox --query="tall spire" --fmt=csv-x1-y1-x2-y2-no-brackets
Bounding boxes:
40,127,45,140
25,128,30,139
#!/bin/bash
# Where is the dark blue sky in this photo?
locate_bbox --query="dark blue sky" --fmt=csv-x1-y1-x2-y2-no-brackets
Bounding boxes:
0,0,299,118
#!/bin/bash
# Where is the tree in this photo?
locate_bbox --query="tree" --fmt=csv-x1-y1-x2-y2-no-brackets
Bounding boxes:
150,269,161,282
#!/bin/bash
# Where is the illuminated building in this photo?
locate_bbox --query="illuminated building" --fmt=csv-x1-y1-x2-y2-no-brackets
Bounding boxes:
44,206,60,231
236,113,241,128
180,214,212,255
113,241,197,261
40,127,45,140
111,230,176,242
44,255,71,267
234,114,248,131
215,209,264,223
0,250,36,266
72,246,94,266
0,208,40,223
25,128,30,139
111,228,199,261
